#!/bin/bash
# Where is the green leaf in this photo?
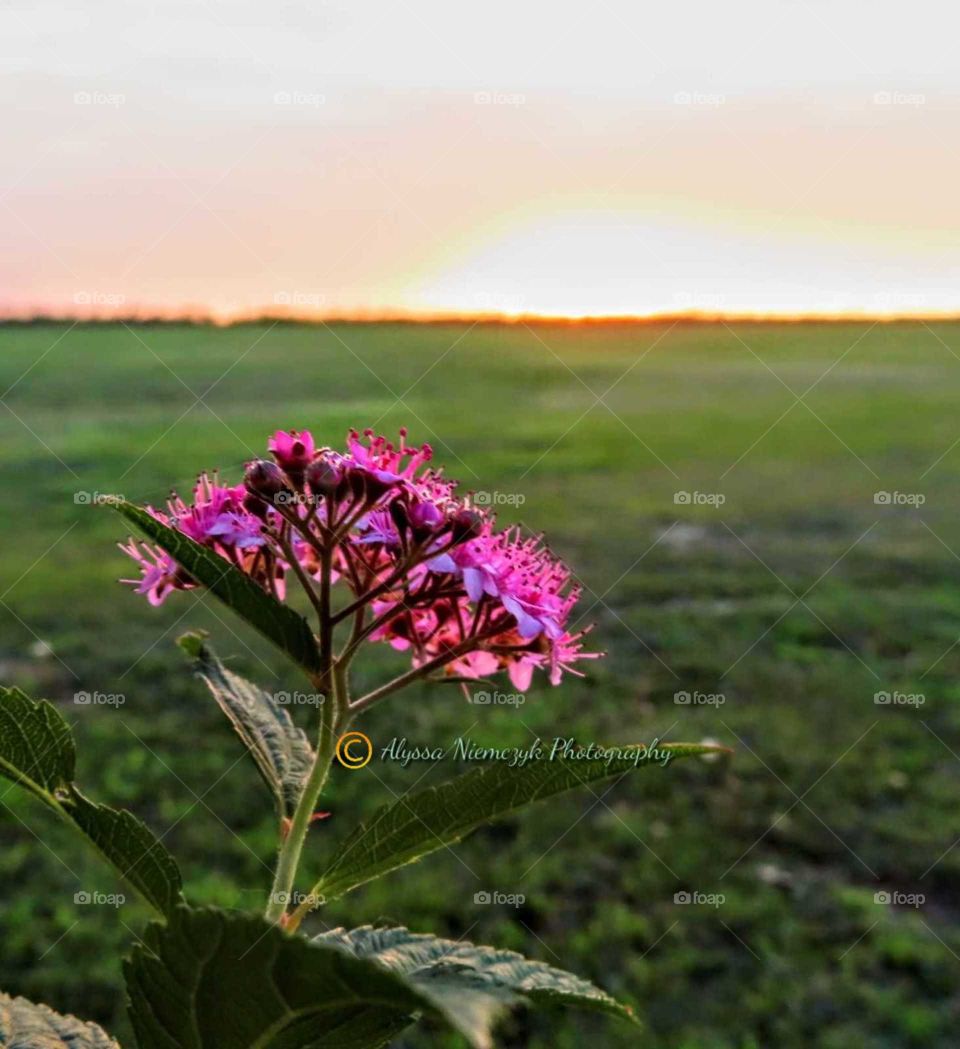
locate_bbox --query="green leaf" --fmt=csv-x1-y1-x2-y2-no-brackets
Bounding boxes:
0,990,121,1047
308,741,726,904
316,925,637,1041
0,687,183,917
114,500,322,676
178,632,315,819
126,907,417,1049
125,908,632,1049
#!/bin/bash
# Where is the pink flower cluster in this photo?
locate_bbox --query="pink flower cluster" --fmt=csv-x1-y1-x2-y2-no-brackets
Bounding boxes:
120,428,600,688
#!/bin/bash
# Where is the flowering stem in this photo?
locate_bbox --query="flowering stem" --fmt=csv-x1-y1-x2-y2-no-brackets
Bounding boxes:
276,530,325,626
331,537,461,625
349,629,502,713
265,668,342,924
319,546,333,674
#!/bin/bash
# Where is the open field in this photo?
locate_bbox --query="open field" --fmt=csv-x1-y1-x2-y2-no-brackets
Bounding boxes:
2,320,960,1048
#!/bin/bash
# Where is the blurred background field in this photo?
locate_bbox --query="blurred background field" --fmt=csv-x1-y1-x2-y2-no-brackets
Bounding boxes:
2,319,960,1048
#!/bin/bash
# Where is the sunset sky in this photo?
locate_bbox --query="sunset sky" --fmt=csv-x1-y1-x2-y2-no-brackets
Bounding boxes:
3,1,957,319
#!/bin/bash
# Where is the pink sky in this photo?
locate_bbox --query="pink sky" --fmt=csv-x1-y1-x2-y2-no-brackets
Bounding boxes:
3,1,958,319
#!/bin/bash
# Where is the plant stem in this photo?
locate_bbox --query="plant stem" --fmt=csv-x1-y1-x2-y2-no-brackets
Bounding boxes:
331,536,461,624
265,675,340,923
349,629,502,713
276,530,325,625
319,546,333,676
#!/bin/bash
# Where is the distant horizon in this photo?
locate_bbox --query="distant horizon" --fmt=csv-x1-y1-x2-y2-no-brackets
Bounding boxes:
4,308,960,328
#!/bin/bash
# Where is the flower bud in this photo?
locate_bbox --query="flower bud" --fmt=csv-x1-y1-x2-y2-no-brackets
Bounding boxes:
450,509,482,542
346,466,394,502
410,500,444,531
305,458,342,497
389,498,410,533
268,429,314,488
268,429,314,470
244,459,291,503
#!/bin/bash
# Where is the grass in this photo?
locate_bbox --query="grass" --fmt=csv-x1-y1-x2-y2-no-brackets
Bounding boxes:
2,319,960,1047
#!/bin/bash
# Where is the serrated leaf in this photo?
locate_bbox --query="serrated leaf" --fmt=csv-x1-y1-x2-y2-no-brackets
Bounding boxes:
125,907,419,1049
114,500,322,676
179,633,315,819
125,908,630,1049
0,990,121,1047
0,687,183,917
317,925,637,1042
308,741,725,904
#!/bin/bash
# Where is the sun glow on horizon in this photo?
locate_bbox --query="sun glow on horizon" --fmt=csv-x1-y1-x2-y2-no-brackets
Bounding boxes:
408,209,959,320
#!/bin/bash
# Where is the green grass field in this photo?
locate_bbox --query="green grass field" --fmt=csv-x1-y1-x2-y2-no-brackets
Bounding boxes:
2,320,960,1048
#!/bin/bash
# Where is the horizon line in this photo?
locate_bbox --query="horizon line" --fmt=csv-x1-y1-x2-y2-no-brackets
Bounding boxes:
3,307,960,327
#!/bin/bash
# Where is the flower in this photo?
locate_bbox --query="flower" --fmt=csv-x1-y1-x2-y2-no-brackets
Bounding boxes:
268,429,315,481
119,540,188,606
119,426,601,687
